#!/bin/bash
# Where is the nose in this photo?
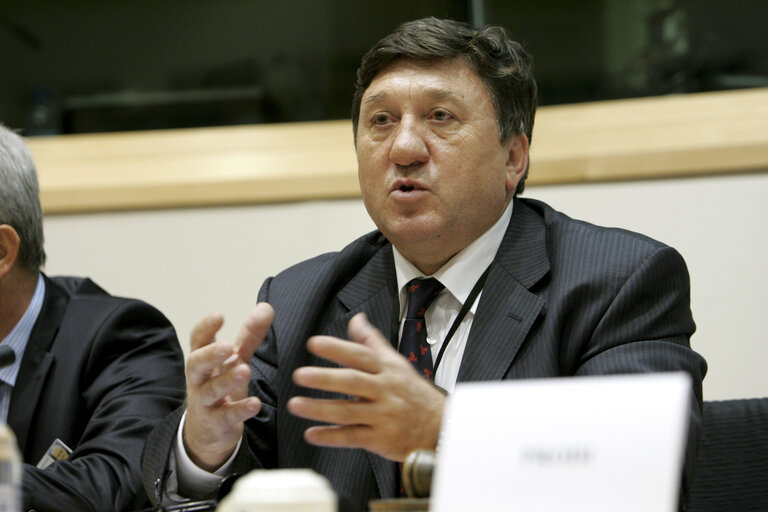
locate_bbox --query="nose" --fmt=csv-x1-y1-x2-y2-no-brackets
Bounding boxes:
389,117,429,168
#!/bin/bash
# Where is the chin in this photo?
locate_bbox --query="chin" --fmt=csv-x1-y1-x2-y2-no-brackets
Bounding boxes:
382,221,446,247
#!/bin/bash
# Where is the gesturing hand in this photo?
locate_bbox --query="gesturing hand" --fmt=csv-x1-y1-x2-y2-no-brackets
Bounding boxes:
287,313,446,462
183,303,274,471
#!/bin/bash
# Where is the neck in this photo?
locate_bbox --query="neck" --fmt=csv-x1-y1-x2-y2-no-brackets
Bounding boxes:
393,228,483,276
0,268,38,341
403,252,454,276
395,199,514,276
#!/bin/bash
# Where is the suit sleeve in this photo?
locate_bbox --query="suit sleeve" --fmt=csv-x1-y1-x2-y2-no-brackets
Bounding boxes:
22,299,186,512
573,245,706,508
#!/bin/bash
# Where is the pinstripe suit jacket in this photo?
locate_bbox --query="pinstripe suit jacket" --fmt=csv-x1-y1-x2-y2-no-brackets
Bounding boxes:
142,197,707,512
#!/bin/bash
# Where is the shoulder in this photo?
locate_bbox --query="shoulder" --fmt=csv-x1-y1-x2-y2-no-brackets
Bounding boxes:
48,275,166,315
45,275,177,343
266,230,389,292
515,198,688,287
520,197,674,258
281,229,389,275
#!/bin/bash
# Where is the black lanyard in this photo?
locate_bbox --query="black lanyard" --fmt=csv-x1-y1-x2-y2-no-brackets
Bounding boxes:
391,266,493,376
431,265,491,375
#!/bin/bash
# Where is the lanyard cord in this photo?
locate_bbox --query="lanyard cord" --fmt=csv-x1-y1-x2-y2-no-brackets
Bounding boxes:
431,265,492,376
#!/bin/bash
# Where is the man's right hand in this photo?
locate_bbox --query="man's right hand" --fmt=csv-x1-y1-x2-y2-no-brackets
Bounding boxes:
182,303,275,471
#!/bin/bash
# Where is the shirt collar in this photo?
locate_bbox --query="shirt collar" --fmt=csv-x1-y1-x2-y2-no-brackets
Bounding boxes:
393,200,513,315
0,273,46,387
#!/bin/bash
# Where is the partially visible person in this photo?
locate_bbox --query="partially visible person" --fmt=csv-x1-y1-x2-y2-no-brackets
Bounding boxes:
0,123,186,512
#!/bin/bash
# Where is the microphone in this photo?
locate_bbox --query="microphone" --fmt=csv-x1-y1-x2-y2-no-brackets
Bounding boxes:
0,346,16,369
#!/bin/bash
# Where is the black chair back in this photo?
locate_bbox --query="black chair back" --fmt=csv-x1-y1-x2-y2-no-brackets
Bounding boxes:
688,397,768,512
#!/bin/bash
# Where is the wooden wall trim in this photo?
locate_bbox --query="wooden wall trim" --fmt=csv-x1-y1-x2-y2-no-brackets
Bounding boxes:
28,87,768,214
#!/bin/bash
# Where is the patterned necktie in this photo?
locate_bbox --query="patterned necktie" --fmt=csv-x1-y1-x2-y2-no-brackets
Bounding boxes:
400,278,445,380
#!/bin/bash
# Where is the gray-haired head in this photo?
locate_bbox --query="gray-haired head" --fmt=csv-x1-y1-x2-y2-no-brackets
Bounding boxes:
0,125,46,272
352,17,538,195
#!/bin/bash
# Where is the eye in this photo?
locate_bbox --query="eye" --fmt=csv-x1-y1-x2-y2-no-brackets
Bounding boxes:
431,109,454,122
371,113,393,126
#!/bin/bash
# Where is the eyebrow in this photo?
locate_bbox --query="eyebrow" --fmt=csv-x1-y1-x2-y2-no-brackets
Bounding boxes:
362,87,462,107
362,92,388,106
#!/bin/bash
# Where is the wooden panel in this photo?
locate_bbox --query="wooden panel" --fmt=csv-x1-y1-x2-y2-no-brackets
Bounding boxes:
28,88,768,214
530,88,768,182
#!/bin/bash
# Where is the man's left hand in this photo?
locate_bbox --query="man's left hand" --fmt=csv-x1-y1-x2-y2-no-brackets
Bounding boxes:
286,312,445,462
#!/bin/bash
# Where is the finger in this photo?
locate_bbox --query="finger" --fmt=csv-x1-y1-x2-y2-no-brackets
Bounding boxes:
190,312,225,352
234,303,274,361
292,366,380,400
195,362,251,407
186,341,238,388
347,312,393,355
225,362,251,402
303,424,374,451
287,396,376,426
305,335,381,373
184,395,262,470
218,396,263,425
189,394,262,426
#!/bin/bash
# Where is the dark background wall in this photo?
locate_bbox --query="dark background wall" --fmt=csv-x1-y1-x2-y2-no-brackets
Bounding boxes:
2,0,765,135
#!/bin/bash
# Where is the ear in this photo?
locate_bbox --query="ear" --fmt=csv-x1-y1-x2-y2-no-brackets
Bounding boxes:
0,225,21,280
504,134,530,195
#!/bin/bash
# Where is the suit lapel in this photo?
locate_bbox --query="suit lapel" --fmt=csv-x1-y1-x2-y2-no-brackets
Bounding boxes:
322,243,400,499
9,274,66,457
324,244,398,347
458,199,550,383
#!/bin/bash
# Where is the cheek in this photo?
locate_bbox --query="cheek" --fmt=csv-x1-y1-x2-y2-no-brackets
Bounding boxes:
453,165,509,209
357,140,384,172
357,159,384,209
358,141,392,179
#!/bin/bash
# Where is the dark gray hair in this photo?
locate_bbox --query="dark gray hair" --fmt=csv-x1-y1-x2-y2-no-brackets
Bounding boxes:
352,17,538,195
0,125,46,272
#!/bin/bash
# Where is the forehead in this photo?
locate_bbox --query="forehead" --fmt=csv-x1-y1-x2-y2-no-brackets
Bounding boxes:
361,57,489,105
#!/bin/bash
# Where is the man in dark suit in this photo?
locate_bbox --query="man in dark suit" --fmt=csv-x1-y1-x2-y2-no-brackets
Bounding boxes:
142,18,707,512
0,124,186,511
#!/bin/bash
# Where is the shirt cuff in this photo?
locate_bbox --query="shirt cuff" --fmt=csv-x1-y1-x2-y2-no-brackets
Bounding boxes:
171,410,243,498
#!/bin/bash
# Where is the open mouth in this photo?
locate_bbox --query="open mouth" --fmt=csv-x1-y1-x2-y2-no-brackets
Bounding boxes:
391,179,425,195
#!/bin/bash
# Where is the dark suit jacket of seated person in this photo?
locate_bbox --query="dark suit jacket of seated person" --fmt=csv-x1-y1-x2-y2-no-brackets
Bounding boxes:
141,17,707,512
0,124,186,512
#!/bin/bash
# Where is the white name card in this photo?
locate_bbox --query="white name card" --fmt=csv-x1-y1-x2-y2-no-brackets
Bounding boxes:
430,372,691,512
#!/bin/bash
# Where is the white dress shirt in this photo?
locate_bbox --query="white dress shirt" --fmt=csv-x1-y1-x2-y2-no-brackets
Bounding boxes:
0,273,45,422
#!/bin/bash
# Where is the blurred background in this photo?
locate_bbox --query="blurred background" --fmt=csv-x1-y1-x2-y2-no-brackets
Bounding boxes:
2,0,767,136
